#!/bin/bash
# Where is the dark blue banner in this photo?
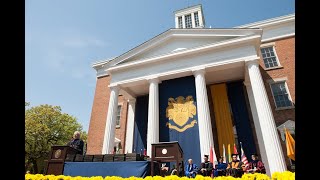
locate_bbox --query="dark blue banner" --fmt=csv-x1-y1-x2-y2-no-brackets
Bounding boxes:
159,76,201,167
64,161,150,177
133,95,149,154
227,81,257,160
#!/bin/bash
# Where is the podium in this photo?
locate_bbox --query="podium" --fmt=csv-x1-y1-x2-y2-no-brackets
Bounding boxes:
45,146,78,175
151,141,184,176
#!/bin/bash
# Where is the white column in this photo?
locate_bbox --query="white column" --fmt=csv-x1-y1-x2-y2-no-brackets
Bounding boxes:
147,78,160,157
191,13,195,28
175,16,179,28
193,69,214,159
125,98,136,153
244,81,270,176
246,59,287,174
198,10,204,28
182,15,186,28
102,86,120,154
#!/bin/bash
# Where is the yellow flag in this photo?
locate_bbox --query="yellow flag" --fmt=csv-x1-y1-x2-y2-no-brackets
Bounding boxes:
228,144,232,163
285,128,295,161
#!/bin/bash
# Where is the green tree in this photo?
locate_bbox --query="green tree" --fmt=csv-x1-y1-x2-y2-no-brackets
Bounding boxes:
25,103,87,174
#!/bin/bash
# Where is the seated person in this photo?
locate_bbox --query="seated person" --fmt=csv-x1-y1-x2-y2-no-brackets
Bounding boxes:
171,163,184,176
241,163,248,174
67,131,84,155
213,156,227,177
185,159,198,178
247,154,266,174
160,163,170,176
199,155,213,176
226,153,244,178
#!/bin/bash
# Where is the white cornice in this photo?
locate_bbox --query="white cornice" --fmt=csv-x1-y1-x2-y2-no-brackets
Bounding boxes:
262,33,295,43
109,55,259,87
92,57,115,70
174,4,202,15
108,29,262,68
107,33,261,73
235,13,295,28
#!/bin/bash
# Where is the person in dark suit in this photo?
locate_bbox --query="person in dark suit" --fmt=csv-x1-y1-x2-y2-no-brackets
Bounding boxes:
67,131,84,155
199,155,213,176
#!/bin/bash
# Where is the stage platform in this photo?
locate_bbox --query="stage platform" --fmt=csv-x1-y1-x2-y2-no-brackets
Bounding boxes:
63,161,152,178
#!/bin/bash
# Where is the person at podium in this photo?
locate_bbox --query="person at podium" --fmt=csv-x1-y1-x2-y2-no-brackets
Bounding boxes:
199,155,213,176
67,131,84,155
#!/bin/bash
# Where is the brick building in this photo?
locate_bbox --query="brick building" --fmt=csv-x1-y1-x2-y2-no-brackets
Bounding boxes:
86,5,295,176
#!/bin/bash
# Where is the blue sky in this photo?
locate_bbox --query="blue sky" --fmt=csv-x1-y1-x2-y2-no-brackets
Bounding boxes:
25,0,295,132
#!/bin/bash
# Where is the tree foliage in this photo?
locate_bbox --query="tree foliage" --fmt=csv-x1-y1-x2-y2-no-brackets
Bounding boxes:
25,103,87,173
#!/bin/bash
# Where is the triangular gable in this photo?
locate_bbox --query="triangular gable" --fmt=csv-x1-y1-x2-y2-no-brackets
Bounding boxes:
109,28,261,67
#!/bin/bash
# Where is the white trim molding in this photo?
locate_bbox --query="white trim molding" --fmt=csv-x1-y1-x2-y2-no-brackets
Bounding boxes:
235,14,295,28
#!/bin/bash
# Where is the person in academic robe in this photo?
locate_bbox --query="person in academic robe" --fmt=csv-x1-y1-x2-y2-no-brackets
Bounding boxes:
226,153,244,177
185,159,198,178
213,156,228,177
199,155,213,176
67,131,84,155
247,154,266,174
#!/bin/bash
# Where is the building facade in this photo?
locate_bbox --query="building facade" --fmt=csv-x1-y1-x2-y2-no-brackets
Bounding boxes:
86,5,295,176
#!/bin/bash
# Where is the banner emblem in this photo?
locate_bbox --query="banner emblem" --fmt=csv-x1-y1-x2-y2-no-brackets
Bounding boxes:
166,96,197,132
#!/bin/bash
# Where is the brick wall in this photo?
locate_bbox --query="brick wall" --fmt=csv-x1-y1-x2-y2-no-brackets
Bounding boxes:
86,76,111,155
86,75,129,155
260,36,295,170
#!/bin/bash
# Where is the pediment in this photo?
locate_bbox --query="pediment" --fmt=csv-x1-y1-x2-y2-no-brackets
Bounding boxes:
109,28,261,67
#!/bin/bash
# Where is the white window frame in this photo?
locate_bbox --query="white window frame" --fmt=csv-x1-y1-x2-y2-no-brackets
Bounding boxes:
260,43,282,70
194,12,199,27
116,104,122,128
178,16,183,28
185,14,192,28
268,78,294,110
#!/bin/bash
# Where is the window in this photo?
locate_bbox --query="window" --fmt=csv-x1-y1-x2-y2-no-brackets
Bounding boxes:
116,105,122,127
194,12,199,27
270,82,293,109
178,16,183,28
185,14,192,28
260,46,280,69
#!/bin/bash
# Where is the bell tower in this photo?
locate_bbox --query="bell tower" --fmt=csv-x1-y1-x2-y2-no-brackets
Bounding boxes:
174,4,205,29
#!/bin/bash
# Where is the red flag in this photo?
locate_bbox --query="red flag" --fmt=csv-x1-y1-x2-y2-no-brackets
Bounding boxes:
233,143,238,154
210,146,214,177
234,144,240,160
210,146,213,163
